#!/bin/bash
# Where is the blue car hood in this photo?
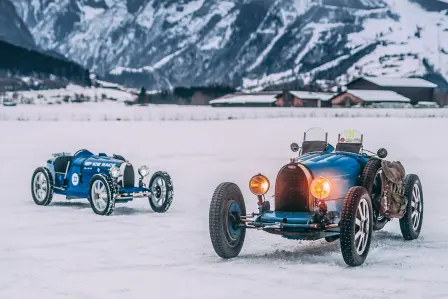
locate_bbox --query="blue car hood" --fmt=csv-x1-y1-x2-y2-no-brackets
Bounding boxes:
297,152,368,200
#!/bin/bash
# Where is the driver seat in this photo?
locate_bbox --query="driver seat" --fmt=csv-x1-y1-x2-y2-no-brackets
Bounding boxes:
335,142,362,154
54,156,73,175
301,141,328,155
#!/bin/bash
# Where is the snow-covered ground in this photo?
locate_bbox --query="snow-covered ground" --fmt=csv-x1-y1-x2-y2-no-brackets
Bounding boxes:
1,103,448,122
1,118,447,299
1,84,137,105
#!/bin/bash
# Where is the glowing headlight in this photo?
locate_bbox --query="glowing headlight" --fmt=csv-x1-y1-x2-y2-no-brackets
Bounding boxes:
139,165,150,177
110,165,120,178
310,176,331,199
249,174,270,196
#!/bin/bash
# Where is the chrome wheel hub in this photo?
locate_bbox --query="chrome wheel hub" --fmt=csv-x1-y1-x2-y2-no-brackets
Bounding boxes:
354,198,370,255
411,183,422,231
91,180,108,212
151,177,167,207
33,172,48,201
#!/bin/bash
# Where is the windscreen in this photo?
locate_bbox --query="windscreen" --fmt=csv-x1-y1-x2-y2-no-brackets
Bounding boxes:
338,129,363,144
304,127,327,142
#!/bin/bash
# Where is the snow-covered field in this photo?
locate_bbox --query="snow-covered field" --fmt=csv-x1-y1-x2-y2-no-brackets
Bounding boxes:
1,103,448,122
1,118,447,299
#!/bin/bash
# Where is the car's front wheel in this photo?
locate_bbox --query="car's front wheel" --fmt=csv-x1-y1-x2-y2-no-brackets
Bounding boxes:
209,182,246,259
31,167,54,206
340,186,373,267
148,171,174,213
88,174,117,216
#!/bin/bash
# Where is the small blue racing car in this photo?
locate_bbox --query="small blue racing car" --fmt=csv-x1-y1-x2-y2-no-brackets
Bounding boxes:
31,149,174,216
209,128,423,266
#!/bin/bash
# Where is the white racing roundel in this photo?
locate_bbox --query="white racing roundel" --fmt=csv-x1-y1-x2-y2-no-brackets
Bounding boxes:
72,173,79,186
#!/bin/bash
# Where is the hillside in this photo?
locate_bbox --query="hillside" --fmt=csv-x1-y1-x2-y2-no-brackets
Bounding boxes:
0,40,91,91
7,0,448,90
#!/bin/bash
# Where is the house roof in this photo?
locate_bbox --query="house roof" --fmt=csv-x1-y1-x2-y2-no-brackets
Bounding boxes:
209,94,277,105
354,76,437,88
287,91,336,101
340,89,412,103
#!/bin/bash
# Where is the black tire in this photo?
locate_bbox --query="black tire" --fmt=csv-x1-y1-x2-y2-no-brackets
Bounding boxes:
360,158,388,231
88,174,117,216
399,174,423,240
209,182,246,259
148,171,174,213
31,167,54,206
340,186,373,267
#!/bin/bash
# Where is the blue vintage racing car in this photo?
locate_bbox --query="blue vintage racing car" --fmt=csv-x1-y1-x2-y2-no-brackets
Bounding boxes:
209,128,423,266
31,149,174,216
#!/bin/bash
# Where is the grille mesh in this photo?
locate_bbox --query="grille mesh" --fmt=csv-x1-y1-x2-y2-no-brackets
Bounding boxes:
122,164,135,187
275,164,311,212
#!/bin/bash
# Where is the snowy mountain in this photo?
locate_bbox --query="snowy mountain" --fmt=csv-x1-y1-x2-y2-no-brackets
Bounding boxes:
11,0,448,90
0,0,35,49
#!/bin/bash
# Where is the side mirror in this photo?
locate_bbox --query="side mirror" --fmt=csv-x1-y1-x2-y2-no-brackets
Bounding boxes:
290,143,299,152
377,148,388,159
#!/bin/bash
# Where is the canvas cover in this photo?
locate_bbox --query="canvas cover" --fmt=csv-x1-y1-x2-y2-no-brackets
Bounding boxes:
379,160,407,218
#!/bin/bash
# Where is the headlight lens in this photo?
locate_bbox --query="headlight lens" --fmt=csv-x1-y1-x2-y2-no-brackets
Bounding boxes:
110,165,120,178
139,165,150,177
249,174,270,196
310,176,331,199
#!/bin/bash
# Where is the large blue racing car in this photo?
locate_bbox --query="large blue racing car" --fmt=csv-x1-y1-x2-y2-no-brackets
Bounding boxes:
31,149,174,216
209,128,424,266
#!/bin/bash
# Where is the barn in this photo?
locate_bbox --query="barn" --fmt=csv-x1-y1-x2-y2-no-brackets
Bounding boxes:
209,90,335,107
209,92,279,107
275,91,335,107
346,76,437,105
330,89,412,108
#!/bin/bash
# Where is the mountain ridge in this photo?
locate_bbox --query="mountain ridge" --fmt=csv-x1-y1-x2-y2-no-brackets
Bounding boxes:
9,0,448,90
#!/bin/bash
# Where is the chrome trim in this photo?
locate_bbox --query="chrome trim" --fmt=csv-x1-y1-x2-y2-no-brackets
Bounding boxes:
296,163,315,212
116,191,151,200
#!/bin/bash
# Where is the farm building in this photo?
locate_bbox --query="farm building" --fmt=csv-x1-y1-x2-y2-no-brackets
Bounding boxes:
209,90,335,107
209,91,280,107
346,76,437,105
275,91,335,107
331,89,412,108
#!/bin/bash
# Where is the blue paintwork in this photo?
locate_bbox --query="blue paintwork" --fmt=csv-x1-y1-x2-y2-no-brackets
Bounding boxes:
252,141,372,240
228,202,243,239
259,211,315,224
45,149,151,201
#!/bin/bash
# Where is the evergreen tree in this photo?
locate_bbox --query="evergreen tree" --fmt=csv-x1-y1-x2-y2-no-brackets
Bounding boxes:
137,87,147,104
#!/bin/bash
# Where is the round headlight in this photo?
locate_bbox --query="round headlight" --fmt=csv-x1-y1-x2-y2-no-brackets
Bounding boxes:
139,165,150,177
249,174,270,196
110,165,120,178
310,176,331,199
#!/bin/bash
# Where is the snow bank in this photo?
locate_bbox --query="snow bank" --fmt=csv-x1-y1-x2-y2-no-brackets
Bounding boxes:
1,104,448,122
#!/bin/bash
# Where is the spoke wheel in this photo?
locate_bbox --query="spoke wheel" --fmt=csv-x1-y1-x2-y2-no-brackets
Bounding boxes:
399,174,424,240
31,167,54,206
340,186,373,267
148,171,174,213
88,174,116,216
354,198,370,255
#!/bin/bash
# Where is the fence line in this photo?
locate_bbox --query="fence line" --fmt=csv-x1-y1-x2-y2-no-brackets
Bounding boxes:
1,106,448,121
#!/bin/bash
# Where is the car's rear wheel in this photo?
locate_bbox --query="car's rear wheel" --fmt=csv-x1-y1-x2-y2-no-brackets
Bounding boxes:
360,158,389,231
31,167,54,206
399,174,423,240
88,174,116,216
209,182,246,259
148,171,174,213
340,186,373,267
